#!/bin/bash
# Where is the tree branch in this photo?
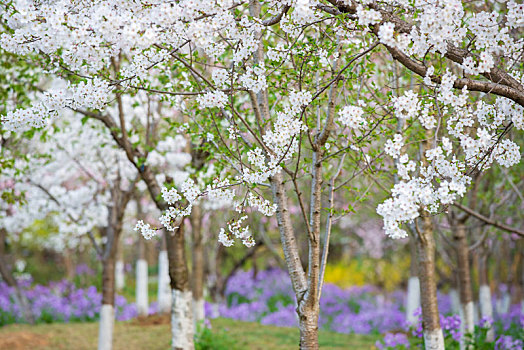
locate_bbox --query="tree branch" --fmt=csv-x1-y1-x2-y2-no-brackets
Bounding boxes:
453,202,524,238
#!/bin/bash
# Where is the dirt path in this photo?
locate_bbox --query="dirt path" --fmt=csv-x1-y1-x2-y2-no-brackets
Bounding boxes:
0,331,48,350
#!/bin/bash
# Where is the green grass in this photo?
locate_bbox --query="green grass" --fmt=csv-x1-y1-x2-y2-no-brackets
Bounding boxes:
0,318,379,349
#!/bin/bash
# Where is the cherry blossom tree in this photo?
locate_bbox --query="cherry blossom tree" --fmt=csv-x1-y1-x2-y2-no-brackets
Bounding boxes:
2,111,138,350
1,1,523,350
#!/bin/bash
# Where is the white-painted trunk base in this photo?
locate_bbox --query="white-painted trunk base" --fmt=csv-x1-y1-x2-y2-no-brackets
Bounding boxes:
450,289,460,315
479,285,493,318
115,260,125,291
193,298,205,327
479,285,494,342
171,289,194,350
136,259,149,316
211,302,220,319
157,250,171,313
473,302,479,326
462,301,475,333
459,301,475,350
496,293,510,315
406,277,421,325
423,328,445,350
98,304,114,350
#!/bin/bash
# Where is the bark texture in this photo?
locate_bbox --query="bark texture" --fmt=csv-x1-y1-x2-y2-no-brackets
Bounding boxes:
416,215,444,350
270,172,307,295
97,176,132,350
452,222,474,346
271,172,319,349
512,241,523,305
166,222,194,350
298,312,319,350
64,248,75,280
115,242,125,291
101,251,116,307
191,204,205,323
100,252,116,350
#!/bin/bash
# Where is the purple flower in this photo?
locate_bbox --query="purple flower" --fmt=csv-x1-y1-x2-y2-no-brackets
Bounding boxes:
216,269,409,335
0,279,137,324
479,315,493,329
440,314,461,342
260,304,297,327
495,335,523,350
376,332,410,349
75,264,95,276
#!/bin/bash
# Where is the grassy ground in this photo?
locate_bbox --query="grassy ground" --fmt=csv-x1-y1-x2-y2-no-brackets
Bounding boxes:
0,317,379,349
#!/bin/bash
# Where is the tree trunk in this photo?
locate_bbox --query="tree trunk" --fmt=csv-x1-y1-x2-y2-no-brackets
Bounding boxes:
166,221,194,350
191,205,205,325
136,235,149,316
115,241,125,291
115,260,125,291
99,252,116,350
64,248,75,280
518,241,524,315
495,240,511,315
406,235,421,325
298,310,319,350
511,240,523,306
270,173,307,294
208,242,223,318
449,285,461,315
478,243,494,341
0,228,34,324
98,183,130,350
270,171,313,349
416,215,444,350
158,233,171,313
453,223,474,348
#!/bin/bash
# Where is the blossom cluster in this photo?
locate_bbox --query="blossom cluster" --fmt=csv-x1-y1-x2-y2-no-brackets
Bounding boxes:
156,176,266,247
2,79,110,132
239,65,267,94
218,216,254,247
378,64,522,238
197,91,228,109
247,193,277,217
392,91,420,120
134,220,157,240
245,90,312,183
338,105,367,131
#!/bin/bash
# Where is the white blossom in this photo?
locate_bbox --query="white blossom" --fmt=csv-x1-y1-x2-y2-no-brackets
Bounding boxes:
338,105,367,130
197,91,228,109
135,220,156,240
